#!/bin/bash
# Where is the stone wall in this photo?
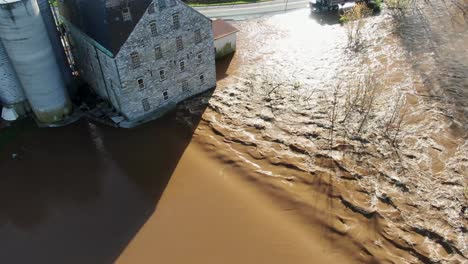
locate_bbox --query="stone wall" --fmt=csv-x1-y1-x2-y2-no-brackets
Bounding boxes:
115,0,216,120
65,24,124,114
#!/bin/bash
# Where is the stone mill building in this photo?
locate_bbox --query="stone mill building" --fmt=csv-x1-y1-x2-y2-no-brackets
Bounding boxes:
59,0,216,127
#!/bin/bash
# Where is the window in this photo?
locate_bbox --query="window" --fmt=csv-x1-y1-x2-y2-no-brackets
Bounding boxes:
194,29,202,43
200,74,205,84
163,91,169,100
154,46,162,60
149,21,158,36
176,36,183,51
142,98,150,111
179,60,185,72
169,0,177,7
181,80,189,92
148,3,155,14
130,52,140,68
196,52,203,64
137,78,145,89
172,13,180,29
159,69,166,81
158,0,166,10
122,7,131,21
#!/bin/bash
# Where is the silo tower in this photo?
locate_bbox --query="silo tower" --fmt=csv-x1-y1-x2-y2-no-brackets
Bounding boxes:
37,0,73,90
0,40,27,120
0,0,71,124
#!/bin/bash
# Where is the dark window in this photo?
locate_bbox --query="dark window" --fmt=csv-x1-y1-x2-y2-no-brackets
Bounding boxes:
158,0,166,10
179,60,185,72
169,0,177,7
154,46,162,60
142,98,150,111
159,69,166,81
148,3,155,14
122,7,131,21
176,36,183,51
196,52,203,64
182,80,189,92
137,78,145,89
130,52,140,68
149,21,158,36
172,13,180,29
200,74,205,84
163,91,169,100
194,29,202,43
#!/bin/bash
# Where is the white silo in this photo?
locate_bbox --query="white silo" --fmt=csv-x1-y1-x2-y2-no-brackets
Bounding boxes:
0,0,71,124
0,40,27,118
37,0,73,89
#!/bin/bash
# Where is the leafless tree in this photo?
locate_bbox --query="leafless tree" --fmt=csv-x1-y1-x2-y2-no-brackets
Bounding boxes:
355,74,380,136
384,93,404,136
327,84,341,148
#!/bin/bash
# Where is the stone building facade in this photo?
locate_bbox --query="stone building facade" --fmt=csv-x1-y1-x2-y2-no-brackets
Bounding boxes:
59,0,216,127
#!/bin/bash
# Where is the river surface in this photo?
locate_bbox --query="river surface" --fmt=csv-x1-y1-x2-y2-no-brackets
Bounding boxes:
1,1,467,263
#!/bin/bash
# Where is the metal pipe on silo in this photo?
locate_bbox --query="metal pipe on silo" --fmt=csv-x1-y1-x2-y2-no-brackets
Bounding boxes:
37,0,73,89
0,0,71,124
0,40,27,117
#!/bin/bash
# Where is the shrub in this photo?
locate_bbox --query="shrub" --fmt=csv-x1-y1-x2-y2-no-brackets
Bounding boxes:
340,3,372,50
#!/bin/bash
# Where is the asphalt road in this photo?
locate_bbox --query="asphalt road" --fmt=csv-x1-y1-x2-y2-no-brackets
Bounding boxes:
193,0,310,19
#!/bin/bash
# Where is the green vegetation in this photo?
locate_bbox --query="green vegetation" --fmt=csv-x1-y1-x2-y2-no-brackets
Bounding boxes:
340,3,372,49
186,0,270,7
374,0,383,12
386,0,412,10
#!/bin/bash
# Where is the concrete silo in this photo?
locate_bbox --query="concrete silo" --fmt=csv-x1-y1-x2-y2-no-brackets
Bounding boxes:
37,0,73,90
0,40,27,118
0,0,71,124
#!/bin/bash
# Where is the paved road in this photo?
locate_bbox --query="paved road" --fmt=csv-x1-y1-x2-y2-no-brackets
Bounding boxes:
193,0,310,19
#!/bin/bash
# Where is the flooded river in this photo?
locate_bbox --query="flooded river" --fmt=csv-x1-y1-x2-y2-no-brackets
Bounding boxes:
1,1,467,263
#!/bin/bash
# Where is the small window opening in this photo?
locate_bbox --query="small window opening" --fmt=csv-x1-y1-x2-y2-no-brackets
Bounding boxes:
137,78,145,89
179,60,185,72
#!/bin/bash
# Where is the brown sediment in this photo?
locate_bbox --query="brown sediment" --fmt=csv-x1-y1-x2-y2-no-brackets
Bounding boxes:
116,143,355,264
0,1,467,263
176,1,468,263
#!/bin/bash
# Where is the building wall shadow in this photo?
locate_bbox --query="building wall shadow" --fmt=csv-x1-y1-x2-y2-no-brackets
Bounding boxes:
0,88,214,264
216,52,236,81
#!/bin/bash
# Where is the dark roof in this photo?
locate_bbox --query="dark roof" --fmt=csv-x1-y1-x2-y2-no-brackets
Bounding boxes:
212,19,239,40
59,0,153,56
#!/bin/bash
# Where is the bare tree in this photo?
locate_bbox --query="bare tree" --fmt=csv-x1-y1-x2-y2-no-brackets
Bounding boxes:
355,74,380,136
384,93,404,136
327,84,341,148
391,101,409,146
341,3,372,50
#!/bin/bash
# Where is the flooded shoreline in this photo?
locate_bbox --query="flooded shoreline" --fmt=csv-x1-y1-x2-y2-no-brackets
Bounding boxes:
180,2,467,262
1,1,467,263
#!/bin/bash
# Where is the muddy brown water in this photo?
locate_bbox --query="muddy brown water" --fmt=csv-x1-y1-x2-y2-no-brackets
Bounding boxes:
1,1,467,263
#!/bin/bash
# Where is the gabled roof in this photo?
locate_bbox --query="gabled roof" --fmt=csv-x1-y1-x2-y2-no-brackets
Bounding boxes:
59,0,153,56
212,19,239,40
